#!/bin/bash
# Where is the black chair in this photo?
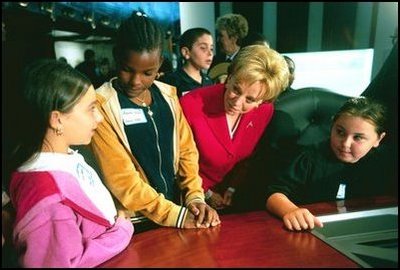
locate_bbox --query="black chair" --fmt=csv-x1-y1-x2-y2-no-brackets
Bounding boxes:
362,41,397,145
361,42,398,196
267,87,350,154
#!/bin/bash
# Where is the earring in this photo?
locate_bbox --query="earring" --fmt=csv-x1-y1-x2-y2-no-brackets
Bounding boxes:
55,127,63,136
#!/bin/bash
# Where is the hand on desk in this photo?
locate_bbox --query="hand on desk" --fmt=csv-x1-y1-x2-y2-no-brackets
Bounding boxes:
283,208,324,231
267,192,324,231
223,188,235,206
206,189,235,210
185,201,221,229
207,192,226,210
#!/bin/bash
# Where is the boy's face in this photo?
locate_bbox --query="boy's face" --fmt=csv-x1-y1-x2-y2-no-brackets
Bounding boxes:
184,33,214,70
330,114,385,163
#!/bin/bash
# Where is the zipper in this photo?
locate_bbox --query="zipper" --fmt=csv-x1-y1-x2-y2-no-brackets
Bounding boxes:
146,106,168,194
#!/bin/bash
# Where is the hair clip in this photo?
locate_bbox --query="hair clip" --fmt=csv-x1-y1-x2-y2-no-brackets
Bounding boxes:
351,96,365,103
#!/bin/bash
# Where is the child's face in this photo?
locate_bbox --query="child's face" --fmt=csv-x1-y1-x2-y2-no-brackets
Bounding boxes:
330,114,385,163
62,85,103,146
185,34,214,70
99,64,109,76
117,50,161,98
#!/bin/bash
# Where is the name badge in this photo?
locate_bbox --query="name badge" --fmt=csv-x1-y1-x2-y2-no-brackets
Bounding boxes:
122,108,147,125
336,183,346,199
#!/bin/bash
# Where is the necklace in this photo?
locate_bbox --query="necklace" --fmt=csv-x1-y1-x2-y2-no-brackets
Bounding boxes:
134,90,148,107
134,90,153,116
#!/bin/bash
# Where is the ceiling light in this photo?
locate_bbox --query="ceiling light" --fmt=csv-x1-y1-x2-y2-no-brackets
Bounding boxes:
100,16,110,26
62,7,76,19
18,2,29,8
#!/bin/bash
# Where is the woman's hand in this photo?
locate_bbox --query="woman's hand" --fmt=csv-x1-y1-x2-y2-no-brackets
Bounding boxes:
222,187,235,206
206,191,226,210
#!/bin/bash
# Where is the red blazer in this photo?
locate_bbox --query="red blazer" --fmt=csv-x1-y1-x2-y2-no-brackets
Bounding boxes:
180,84,274,192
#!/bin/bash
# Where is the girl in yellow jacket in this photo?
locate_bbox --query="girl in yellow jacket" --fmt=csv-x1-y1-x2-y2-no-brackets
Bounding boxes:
90,11,220,231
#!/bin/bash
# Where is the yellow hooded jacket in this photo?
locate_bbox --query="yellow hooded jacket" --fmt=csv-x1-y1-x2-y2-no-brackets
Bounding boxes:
90,79,204,228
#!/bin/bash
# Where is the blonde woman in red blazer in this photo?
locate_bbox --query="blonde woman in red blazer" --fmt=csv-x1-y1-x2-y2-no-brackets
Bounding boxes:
180,45,290,210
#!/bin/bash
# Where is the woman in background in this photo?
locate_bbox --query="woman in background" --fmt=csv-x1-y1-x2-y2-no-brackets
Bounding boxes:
211,13,248,66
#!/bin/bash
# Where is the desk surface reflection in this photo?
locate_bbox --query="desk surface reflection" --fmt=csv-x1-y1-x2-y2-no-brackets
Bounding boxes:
100,196,397,268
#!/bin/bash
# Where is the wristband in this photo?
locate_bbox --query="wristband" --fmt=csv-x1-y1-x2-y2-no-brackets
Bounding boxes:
205,189,213,200
227,187,236,193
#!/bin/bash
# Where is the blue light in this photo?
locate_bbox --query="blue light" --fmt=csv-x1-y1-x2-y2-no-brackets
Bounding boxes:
64,2,180,25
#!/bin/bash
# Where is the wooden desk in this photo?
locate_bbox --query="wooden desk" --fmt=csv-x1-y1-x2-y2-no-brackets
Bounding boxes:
100,196,397,267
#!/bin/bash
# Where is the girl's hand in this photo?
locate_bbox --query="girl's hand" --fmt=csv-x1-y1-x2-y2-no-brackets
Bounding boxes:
185,202,221,229
282,208,323,231
116,210,131,220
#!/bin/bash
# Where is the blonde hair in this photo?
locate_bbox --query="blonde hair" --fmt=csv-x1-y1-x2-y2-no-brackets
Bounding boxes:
227,45,289,102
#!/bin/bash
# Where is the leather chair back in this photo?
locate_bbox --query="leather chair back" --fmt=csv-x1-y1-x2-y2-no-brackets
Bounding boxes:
267,87,350,155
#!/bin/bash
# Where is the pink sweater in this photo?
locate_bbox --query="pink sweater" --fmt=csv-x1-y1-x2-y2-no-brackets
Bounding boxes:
10,170,133,267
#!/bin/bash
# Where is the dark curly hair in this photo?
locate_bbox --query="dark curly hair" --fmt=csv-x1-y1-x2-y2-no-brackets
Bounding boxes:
333,97,387,135
113,11,164,65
